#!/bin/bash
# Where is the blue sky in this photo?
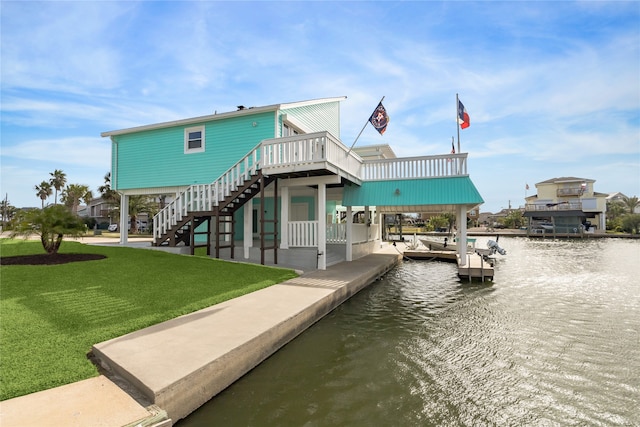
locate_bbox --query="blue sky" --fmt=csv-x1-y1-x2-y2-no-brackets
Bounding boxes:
1,1,639,212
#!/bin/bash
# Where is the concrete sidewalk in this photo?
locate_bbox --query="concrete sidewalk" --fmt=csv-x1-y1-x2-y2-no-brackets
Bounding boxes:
0,376,165,427
1,246,401,427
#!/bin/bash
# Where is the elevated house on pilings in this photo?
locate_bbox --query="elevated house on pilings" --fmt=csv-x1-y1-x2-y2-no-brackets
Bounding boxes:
101,97,484,270
524,177,607,235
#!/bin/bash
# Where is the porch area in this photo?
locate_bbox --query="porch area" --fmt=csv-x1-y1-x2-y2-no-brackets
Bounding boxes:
213,222,383,272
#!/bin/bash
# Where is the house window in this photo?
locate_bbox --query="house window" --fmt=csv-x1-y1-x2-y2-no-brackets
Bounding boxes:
283,123,299,137
184,126,205,153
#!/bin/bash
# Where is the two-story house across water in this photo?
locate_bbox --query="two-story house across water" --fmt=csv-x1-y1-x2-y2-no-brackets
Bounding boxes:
524,177,607,234
101,96,484,270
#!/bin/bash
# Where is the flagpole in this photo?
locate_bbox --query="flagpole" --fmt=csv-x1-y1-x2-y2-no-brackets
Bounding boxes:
456,93,461,154
347,96,385,156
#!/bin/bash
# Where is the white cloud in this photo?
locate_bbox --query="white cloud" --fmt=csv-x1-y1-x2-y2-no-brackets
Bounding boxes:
2,137,110,168
1,1,134,93
1,1,638,212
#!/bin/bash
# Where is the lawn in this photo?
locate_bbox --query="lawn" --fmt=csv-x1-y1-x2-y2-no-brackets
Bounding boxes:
0,239,298,401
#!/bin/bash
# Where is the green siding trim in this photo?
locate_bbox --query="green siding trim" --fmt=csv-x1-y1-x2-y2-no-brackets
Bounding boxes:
280,101,341,138
342,176,484,207
113,111,276,190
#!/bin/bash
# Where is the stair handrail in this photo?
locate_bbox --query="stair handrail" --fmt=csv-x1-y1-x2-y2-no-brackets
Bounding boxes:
153,143,262,243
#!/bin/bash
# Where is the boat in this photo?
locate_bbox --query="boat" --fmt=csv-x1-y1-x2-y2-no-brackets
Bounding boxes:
539,222,554,231
420,235,476,252
474,238,507,259
420,235,507,260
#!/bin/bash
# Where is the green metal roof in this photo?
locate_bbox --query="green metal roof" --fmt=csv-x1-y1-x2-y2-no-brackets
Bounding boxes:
342,176,484,213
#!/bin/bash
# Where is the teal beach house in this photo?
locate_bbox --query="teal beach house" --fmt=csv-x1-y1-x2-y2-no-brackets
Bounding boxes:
102,96,484,270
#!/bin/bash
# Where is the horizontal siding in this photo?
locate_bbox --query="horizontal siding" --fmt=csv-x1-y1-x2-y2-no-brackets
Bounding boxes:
343,177,484,207
113,111,275,190
280,101,341,138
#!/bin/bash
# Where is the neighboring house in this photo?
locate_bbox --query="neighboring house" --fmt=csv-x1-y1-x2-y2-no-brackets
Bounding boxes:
77,196,151,230
524,177,608,233
607,192,640,214
478,208,523,228
101,97,484,270
77,197,115,226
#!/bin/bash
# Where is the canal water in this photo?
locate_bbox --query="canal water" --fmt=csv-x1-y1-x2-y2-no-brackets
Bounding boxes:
178,237,640,426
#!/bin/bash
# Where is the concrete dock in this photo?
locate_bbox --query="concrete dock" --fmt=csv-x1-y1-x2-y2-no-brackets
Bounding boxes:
1,245,401,427
456,253,494,281
403,249,494,281
404,249,458,262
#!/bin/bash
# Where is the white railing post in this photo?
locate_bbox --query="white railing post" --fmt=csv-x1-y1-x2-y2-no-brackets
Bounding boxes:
152,138,469,245
361,153,468,181
287,221,319,247
346,206,352,261
280,186,289,249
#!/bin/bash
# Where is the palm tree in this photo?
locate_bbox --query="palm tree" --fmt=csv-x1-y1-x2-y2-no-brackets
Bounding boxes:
622,196,639,214
82,189,94,215
0,197,16,229
61,184,90,215
127,195,154,233
97,173,155,233
49,169,67,205
10,205,85,254
35,181,53,208
606,200,626,221
98,172,120,224
443,212,456,233
98,172,118,203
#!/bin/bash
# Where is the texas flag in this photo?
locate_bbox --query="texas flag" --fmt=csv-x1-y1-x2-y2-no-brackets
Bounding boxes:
457,99,470,129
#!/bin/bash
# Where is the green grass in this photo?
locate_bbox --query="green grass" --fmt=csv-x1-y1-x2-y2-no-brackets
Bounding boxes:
0,239,298,401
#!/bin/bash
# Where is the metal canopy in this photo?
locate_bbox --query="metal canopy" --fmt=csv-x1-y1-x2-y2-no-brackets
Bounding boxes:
342,176,484,213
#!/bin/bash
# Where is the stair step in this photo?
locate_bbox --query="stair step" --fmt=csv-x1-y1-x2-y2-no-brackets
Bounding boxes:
155,169,269,248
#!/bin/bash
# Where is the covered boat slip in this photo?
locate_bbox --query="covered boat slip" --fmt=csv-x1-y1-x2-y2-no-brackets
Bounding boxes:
343,174,485,271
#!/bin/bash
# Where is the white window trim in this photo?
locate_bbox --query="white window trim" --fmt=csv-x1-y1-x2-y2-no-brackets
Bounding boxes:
281,114,306,137
184,126,205,154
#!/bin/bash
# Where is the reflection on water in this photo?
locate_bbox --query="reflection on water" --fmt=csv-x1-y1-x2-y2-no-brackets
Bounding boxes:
178,237,640,426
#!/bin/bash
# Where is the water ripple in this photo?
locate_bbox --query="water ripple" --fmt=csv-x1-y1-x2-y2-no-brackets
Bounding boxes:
179,238,640,427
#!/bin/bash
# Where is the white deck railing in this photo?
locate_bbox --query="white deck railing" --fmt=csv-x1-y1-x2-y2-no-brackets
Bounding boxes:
326,223,346,244
362,153,467,180
261,131,362,180
153,144,261,243
525,202,583,212
288,222,377,247
153,132,469,244
287,221,318,247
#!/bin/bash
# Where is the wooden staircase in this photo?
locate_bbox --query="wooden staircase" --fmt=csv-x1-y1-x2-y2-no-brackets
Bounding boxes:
152,145,279,264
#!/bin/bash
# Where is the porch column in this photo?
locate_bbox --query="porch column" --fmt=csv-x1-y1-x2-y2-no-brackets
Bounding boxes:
318,183,327,270
243,199,253,259
378,211,384,247
457,204,468,266
364,206,371,241
119,193,128,245
346,205,353,261
280,186,289,249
